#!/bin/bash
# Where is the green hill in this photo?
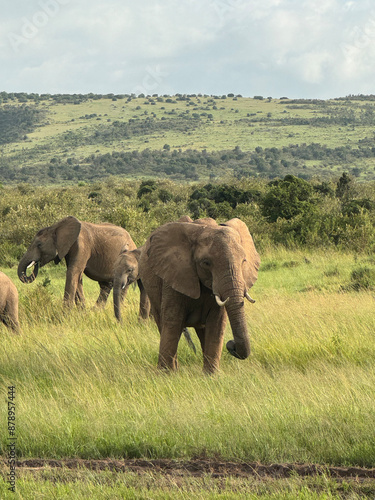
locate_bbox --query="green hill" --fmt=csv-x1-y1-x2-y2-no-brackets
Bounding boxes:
1,92,375,184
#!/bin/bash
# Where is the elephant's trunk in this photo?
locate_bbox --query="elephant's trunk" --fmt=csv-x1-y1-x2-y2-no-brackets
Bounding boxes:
225,300,251,359
113,276,125,322
17,256,40,284
216,277,251,360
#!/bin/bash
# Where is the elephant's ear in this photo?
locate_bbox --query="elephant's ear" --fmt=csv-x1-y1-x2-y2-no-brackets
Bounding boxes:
131,247,142,262
147,222,202,299
192,217,218,227
222,218,260,288
177,215,193,223
53,216,81,260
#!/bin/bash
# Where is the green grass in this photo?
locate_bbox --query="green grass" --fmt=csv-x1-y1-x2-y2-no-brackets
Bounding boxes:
1,467,375,499
0,250,374,497
0,250,374,468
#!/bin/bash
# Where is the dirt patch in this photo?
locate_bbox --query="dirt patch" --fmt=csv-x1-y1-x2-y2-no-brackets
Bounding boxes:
2,458,375,480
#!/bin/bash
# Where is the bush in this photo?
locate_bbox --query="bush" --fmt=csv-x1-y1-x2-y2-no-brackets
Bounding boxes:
261,175,317,222
342,266,375,291
137,180,157,198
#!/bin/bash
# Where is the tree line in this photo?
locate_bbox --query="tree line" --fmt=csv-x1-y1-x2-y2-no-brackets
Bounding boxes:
2,142,375,185
0,174,373,269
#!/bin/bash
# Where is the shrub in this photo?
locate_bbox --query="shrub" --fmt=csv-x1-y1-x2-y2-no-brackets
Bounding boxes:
261,175,317,222
137,180,157,198
342,266,375,291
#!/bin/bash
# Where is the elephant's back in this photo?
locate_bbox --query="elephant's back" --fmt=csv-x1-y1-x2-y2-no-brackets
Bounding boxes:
82,221,136,250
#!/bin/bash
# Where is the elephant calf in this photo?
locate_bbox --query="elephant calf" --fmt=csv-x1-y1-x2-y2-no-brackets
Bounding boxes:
113,247,150,322
0,272,19,332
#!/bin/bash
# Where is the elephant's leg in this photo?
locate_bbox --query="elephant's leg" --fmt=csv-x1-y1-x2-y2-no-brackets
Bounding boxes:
201,309,227,374
75,274,85,306
96,281,112,307
158,322,183,370
194,326,206,352
158,288,186,370
137,280,150,319
64,267,81,306
6,301,19,333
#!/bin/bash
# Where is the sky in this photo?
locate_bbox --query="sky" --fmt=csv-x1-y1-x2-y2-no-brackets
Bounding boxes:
1,0,375,99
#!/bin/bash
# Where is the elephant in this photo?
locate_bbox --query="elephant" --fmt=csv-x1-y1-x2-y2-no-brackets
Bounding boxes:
112,217,205,319
139,217,260,374
18,216,136,307
113,247,150,322
0,272,19,332
113,245,196,352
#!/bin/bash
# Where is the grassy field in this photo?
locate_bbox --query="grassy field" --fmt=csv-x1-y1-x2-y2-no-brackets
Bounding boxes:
3,95,375,182
0,249,374,497
11,96,375,153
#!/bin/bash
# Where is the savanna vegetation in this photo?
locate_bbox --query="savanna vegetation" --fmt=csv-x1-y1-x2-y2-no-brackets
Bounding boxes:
1,92,375,184
0,93,375,498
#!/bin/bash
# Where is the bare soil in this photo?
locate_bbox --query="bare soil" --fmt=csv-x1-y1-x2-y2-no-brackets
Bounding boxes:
3,458,375,480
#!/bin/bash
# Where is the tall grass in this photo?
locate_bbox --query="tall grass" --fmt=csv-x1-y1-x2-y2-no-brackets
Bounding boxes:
0,250,374,467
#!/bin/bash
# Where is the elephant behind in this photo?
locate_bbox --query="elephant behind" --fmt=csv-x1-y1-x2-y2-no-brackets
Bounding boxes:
139,217,260,374
18,216,136,307
0,272,19,332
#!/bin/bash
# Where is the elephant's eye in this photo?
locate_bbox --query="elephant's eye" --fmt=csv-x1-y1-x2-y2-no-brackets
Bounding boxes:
200,259,211,268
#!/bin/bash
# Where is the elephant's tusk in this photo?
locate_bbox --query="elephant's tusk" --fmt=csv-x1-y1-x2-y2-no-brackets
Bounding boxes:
27,261,36,269
245,292,256,303
215,295,230,307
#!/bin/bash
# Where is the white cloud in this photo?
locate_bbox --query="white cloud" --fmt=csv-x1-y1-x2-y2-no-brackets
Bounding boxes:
1,0,375,97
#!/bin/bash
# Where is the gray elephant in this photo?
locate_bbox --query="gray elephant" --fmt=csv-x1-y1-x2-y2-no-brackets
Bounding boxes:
18,216,136,307
113,247,150,322
139,217,260,374
0,272,19,332
112,219,216,322
113,245,196,352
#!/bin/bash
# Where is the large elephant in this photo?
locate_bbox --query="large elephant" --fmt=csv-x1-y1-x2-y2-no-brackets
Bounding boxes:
113,245,196,352
112,217,216,322
139,217,260,373
113,247,150,322
0,272,19,332
18,216,136,307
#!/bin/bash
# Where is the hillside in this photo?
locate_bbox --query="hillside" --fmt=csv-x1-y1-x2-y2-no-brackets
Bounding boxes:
1,92,375,184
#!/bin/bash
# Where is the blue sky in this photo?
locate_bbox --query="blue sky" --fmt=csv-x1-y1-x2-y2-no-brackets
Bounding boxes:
1,0,375,98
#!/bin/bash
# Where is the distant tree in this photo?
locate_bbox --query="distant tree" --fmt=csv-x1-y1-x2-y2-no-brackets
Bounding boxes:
262,175,316,222
137,180,157,198
336,172,353,200
158,189,173,203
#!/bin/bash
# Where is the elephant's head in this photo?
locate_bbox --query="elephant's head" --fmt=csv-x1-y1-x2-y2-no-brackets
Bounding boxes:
18,216,81,284
113,248,142,321
147,218,260,360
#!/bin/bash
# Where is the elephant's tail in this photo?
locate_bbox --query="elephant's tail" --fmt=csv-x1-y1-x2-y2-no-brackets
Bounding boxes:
182,328,196,354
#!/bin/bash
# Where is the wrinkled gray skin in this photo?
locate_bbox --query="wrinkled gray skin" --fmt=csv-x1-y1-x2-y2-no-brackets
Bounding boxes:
0,272,19,332
139,217,260,374
113,247,150,322
18,216,136,307
112,217,213,320
113,245,196,352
